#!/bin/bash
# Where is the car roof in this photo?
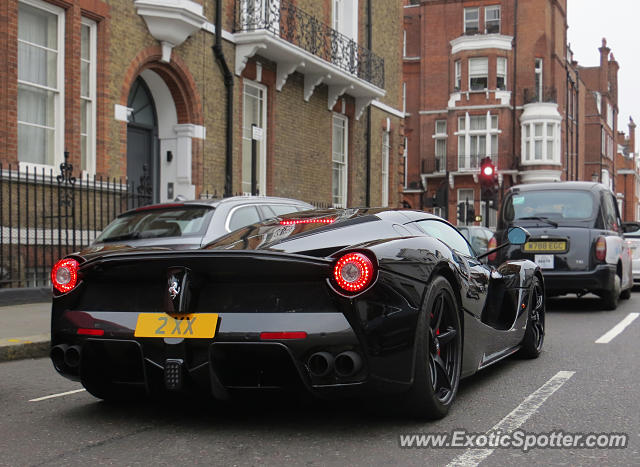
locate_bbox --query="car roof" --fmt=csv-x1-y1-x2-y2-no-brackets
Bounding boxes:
120,195,315,215
508,181,608,193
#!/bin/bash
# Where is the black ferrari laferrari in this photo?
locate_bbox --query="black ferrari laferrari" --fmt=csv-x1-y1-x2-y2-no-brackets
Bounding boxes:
50,208,545,419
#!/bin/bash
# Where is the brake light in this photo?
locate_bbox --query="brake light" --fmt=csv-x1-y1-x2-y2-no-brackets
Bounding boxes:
51,258,79,293
487,236,498,261
77,328,104,336
279,218,336,225
260,331,307,340
333,252,375,293
595,236,607,262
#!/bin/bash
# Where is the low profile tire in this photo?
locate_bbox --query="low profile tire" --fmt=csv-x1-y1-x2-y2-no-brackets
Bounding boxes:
404,276,462,420
600,274,621,311
518,276,545,359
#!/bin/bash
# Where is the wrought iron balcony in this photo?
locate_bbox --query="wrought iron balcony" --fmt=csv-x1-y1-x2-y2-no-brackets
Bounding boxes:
524,87,557,105
235,0,384,89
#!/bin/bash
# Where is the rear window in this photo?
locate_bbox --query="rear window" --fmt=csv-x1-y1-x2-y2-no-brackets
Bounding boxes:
95,206,213,242
503,190,595,223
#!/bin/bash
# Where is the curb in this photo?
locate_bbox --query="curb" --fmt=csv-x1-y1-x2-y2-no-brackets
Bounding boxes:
0,335,50,362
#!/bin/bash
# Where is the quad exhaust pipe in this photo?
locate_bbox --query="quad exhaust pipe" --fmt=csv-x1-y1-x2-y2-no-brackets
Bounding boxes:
307,351,362,378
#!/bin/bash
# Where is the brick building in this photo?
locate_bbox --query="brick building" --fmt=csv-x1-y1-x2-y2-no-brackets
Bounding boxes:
0,0,404,207
402,0,583,227
615,118,639,222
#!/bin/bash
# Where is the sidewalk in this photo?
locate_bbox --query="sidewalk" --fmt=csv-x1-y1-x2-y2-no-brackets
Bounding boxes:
0,302,51,362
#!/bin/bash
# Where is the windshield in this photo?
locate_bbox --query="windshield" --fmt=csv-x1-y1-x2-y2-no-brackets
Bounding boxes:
503,190,595,224
95,206,213,242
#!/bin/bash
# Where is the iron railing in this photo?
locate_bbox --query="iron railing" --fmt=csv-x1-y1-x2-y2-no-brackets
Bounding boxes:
524,86,557,104
235,0,385,89
0,155,152,289
457,153,498,171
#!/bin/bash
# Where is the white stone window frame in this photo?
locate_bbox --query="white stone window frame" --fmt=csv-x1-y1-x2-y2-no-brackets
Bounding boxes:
464,7,479,35
534,58,543,101
80,17,97,176
332,113,349,208
455,112,500,171
469,57,488,92
382,128,390,207
521,120,561,165
496,56,507,91
454,60,461,91
17,0,65,173
485,5,501,34
242,80,268,195
433,120,447,173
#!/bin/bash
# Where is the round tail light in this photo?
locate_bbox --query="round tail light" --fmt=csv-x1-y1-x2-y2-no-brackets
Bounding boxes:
595,236,607,262
333,252,375,293
487,236,498,262
51,258,79,293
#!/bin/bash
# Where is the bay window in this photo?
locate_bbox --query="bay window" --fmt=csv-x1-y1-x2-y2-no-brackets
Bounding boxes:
457,113,499,170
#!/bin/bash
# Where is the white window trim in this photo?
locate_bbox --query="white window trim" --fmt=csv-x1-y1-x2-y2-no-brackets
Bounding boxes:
468,57,489,91
535,58,543,101
242,80,268,195
454,60,461,91
464,7,479,35
433,120,447,173
332,0,359,43
521,121,561,166
484,5,501,34
332,113,349,208
403,136,408,189
382,128,390,207
17,0,65,172
497,56,507,90
455,112,500,171
403,30,407,57
81,17,97,176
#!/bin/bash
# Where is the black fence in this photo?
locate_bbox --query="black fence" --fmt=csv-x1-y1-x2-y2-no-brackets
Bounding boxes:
0,157,152,289
1,157,335,290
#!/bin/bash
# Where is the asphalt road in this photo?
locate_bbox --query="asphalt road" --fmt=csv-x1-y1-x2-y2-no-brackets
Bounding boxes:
1,294,639,466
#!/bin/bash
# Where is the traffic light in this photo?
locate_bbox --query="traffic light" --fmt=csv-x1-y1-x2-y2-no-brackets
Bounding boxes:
457,203,465,223
479,157,497,188
466,203,475,221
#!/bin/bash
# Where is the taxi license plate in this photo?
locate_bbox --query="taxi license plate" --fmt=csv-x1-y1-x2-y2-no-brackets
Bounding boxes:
134,313,218,338
524,241,566,252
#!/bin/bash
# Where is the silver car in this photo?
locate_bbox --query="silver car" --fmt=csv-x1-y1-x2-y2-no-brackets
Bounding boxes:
624,222,640,286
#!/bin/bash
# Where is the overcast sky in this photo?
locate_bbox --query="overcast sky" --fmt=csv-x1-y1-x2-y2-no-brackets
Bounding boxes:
567,0,638,142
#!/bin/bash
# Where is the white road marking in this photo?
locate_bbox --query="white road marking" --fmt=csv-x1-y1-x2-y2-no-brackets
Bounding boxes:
595,312,639,344
446,370,575,467
29,388,86,402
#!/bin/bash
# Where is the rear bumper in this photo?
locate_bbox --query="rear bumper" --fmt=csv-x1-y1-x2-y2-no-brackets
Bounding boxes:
542,264,616,294
51,306,418,399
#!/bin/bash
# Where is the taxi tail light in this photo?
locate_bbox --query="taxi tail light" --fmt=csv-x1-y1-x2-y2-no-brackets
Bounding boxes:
333,252,375,294
595,236,607,262
487,236,498,262
51,258,79,293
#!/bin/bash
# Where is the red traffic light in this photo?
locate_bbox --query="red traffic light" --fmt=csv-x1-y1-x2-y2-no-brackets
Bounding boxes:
479,157,497,187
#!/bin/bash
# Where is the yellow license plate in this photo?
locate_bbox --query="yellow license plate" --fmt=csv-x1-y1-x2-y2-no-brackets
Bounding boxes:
524,241,567,252
134,313,218,338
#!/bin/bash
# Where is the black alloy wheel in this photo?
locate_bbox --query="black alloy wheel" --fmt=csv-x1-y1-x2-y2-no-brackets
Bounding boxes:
404,276,462,419
518,275,545,358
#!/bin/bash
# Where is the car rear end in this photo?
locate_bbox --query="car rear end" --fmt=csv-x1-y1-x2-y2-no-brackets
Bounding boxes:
491,186,616,296
50,212,425,400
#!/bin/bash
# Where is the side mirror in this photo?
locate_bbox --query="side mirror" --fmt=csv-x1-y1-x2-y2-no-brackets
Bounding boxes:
622,222,640,234
507,226,530,245
477,226,531,260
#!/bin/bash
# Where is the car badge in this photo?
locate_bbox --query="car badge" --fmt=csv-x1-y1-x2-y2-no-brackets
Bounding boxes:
168,275,181,300
165,267,191,314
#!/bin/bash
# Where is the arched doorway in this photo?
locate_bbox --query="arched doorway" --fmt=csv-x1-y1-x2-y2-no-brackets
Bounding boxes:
127,77,159,202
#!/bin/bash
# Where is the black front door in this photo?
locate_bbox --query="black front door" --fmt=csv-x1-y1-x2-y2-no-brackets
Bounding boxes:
127,77,159,203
